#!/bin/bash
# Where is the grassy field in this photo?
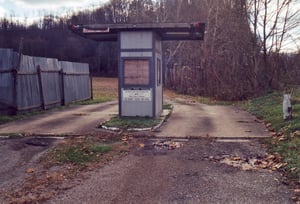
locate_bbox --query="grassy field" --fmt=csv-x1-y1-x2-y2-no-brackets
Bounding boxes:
79,77,118,104
244,89,300,181
164,89,233,105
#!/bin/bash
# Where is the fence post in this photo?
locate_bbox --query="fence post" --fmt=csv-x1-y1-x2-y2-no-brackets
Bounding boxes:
12,69,18,114
37,66,46,110
12,38,24,114
283,94,292,120
90,75,93,100
60,69,65,105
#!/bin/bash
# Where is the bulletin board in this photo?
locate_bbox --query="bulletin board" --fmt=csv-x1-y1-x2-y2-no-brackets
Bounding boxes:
124,59,149,85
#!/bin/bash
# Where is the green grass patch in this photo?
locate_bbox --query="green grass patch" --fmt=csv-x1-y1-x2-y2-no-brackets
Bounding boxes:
0,110,46,125
102,116,160,129
271,137,300,178
77,96,115,105
89,144,112,153
244,88,300,179
52,144,112,165
0,115,15,124
74,90,118,105
163,103,173,110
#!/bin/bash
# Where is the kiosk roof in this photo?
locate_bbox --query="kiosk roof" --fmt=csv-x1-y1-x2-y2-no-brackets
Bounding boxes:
70,22,205,41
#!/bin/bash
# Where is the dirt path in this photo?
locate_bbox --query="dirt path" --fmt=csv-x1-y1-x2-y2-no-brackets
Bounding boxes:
0,101,118,135
0,137,58,202
156,100,270,138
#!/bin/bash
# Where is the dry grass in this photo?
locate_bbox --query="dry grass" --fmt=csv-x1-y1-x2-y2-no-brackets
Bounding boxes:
92,77,118,101
81,77,118,104
164,88,232,105
92,77,118,97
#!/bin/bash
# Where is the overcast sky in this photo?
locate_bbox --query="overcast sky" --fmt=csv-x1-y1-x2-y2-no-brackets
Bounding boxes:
0,0,109,24
0,0,299,52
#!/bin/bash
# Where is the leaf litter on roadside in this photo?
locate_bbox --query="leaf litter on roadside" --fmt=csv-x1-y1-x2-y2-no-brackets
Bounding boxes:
4,133,135,204
153,140,183,150
138,140,184,151
208,153,287,171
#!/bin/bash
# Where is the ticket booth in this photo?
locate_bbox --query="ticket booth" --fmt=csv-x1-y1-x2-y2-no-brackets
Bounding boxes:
70,22,205,117
119,31,162,117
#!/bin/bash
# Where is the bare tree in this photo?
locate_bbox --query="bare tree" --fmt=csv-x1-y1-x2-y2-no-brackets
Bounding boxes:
246,0,300,88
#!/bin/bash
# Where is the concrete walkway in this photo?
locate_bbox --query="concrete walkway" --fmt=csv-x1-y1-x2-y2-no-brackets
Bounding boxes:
156,101,270,138
0,99,270,139
0,101,118,135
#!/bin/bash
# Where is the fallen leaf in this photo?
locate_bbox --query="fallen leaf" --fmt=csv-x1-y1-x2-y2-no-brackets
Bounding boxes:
232,156,242,161
23,132,32,137
274,163,285,169
290,167,297,172
271,132,278,137
265,154,276,160
266,123,272,128
294,130,300,136
220,158,232,165
26,168,35,174
294,189,300,193
139,143,145,148
241,163,253,171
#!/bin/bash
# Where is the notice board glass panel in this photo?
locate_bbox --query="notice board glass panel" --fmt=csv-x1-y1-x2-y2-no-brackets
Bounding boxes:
124,60,149,85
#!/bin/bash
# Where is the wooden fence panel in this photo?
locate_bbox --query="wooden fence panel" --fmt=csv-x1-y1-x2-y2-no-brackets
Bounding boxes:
40,70,62,108
16,55,41,110
16,73,41,110
0,49,16,107
0,48,91,113
34,56,61,109
60,61,91,104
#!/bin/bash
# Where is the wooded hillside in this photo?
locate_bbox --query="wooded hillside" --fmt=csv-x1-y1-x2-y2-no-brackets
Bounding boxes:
0,0,299,100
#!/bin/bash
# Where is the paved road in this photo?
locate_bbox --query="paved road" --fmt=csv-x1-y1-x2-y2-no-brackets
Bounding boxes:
1,99,293,203
48,139,293,204
156,100,270,138
45,100,292,204
0,101,118,135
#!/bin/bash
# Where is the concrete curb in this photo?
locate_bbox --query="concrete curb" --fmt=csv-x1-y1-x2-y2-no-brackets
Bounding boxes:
0,133,67,139
100,107,173,132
